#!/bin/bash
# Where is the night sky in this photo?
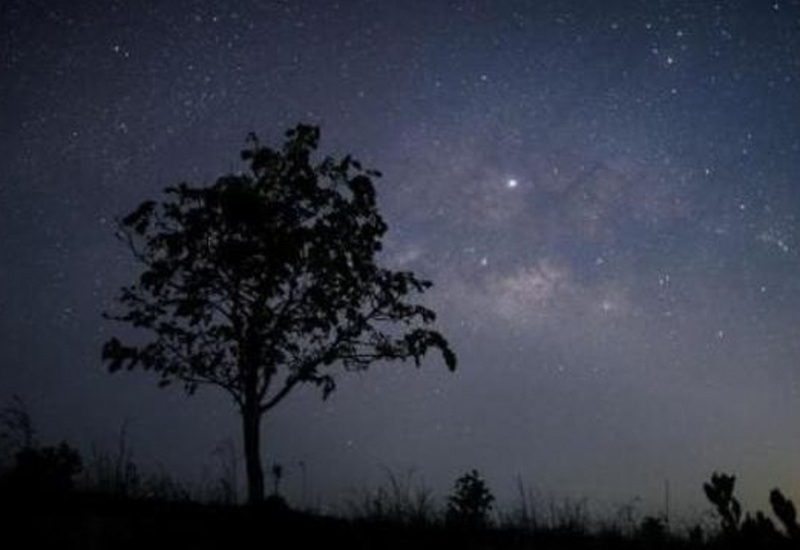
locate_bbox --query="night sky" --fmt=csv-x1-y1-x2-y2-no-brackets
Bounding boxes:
3,0,800,519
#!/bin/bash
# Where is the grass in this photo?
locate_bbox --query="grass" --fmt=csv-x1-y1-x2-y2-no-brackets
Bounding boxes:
0,455,792,549
1,400,798,548
345,466,438,527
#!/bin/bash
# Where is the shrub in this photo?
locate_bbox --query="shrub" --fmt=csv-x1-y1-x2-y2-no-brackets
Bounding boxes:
446,469,495,529
2,442,82,498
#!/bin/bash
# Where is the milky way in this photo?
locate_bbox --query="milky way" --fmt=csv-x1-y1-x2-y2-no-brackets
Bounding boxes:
2,1,800,517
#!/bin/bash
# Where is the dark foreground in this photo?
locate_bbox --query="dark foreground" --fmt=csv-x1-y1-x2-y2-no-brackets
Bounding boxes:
1,494,794,550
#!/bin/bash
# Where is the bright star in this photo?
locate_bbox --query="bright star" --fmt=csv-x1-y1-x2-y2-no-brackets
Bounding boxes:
507,178,518,189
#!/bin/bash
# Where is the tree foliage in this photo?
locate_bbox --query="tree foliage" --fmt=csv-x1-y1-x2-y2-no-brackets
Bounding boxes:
102,124,456,503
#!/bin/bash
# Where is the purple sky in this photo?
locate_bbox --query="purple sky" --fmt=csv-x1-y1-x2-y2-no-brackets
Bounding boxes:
2,0,800,519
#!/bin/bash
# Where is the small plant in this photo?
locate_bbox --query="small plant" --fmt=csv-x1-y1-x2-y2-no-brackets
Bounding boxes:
446,469,495,529
263,461,289,511
271,462,284,497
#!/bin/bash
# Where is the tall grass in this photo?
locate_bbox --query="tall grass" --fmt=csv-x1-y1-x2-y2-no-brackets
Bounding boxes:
345,467,438,526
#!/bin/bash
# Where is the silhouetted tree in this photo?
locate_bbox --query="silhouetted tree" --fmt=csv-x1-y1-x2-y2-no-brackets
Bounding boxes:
102,124,457,505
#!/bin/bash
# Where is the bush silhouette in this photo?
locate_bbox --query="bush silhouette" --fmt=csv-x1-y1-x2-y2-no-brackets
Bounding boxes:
446,469,495,529
2,442,82,498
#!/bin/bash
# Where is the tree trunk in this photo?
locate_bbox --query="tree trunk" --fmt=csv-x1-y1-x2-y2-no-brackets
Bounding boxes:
242,405,264,505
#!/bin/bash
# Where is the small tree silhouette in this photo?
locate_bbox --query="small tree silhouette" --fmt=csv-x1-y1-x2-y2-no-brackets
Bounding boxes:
103,124,457,504
770,489,800,541
703,472,742,536
446,469,495,529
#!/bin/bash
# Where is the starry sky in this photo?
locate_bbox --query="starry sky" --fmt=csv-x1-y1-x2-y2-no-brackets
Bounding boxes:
3,0,800,519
